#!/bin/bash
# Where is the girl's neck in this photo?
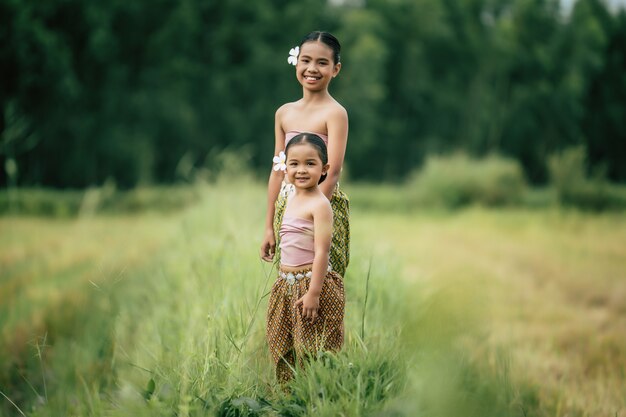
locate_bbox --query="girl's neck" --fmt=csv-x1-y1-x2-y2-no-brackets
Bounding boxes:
293,186,321,197
301,88,331,103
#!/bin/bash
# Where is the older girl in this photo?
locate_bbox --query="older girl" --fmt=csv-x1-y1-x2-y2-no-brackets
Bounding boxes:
260,31,350,278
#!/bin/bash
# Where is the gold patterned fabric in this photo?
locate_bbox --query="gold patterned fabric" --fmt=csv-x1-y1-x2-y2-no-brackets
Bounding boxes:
266,268,345,383
273,183,350,277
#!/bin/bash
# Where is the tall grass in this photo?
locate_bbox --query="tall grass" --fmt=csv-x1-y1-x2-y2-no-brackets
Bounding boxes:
352,206,626,417
1,182,413,416
3,182,623,416
98,183,414,416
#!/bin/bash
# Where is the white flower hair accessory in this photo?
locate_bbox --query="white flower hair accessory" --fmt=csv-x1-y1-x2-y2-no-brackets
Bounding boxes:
273,151,287,172
287,46,299,65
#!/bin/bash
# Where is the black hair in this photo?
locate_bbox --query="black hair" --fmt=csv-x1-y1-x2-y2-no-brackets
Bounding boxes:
285,133,329,184
300,31,341,64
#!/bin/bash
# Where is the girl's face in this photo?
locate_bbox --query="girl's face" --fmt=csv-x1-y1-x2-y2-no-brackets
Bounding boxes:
296,41,341,92
285,143,329,190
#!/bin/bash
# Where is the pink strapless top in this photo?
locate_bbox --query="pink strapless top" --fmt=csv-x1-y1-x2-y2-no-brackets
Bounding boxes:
279,216,315,267
285,130,329,146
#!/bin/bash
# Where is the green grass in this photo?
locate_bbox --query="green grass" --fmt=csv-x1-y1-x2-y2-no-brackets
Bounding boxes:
1,181,625,416
0,184,204,217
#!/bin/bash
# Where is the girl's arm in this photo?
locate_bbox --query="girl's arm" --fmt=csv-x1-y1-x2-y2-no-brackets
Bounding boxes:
319,106,348,200
295,200,333,320
260,108,286,261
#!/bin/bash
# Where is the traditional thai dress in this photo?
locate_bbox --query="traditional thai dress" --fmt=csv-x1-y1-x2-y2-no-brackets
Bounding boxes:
266,215,345,383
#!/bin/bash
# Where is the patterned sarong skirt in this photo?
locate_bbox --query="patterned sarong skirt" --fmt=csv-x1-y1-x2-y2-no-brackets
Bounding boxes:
273,183,350,277
266,267,345,382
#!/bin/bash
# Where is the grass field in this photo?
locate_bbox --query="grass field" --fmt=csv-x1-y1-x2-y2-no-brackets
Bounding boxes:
1,181,625,416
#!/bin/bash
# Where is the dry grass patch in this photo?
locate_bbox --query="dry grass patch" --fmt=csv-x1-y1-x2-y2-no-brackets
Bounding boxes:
352,207,626,416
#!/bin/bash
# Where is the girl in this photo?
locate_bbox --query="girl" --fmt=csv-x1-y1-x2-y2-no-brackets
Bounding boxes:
260,31,350,278
264,133,345,383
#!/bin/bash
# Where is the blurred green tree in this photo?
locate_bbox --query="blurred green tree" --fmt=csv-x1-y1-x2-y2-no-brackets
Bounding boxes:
0,0,624,187
582,6,626,181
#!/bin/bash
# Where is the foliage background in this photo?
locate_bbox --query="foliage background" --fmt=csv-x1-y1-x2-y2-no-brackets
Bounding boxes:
1,0,625,188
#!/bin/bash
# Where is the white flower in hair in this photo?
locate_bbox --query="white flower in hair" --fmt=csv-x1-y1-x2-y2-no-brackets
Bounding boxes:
273,151,287,172
287,46,299,65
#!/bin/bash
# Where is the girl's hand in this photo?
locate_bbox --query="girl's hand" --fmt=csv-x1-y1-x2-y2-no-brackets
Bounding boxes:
260,229,275,262
295,292,320,322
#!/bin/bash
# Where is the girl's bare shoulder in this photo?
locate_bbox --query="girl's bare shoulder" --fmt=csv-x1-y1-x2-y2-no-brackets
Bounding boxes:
328,97,347,116
312,193,332,216
276,100,302,116
324,99,348,127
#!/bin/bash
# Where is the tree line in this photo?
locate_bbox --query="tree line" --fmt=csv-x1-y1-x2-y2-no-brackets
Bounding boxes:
1,0,624,188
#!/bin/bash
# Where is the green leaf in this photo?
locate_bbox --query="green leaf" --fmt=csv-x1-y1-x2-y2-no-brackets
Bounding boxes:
231,396,262,411
144,378,156,400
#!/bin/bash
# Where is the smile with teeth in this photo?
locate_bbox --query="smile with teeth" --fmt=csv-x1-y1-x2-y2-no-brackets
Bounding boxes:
304,75,320,81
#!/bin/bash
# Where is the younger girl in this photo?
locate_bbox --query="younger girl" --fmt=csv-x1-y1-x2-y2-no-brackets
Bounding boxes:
264,133,345,383
260,31,350,278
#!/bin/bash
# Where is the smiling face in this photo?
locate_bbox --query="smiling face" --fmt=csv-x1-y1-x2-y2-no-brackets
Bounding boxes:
296,41,341,91
285,142,329,190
